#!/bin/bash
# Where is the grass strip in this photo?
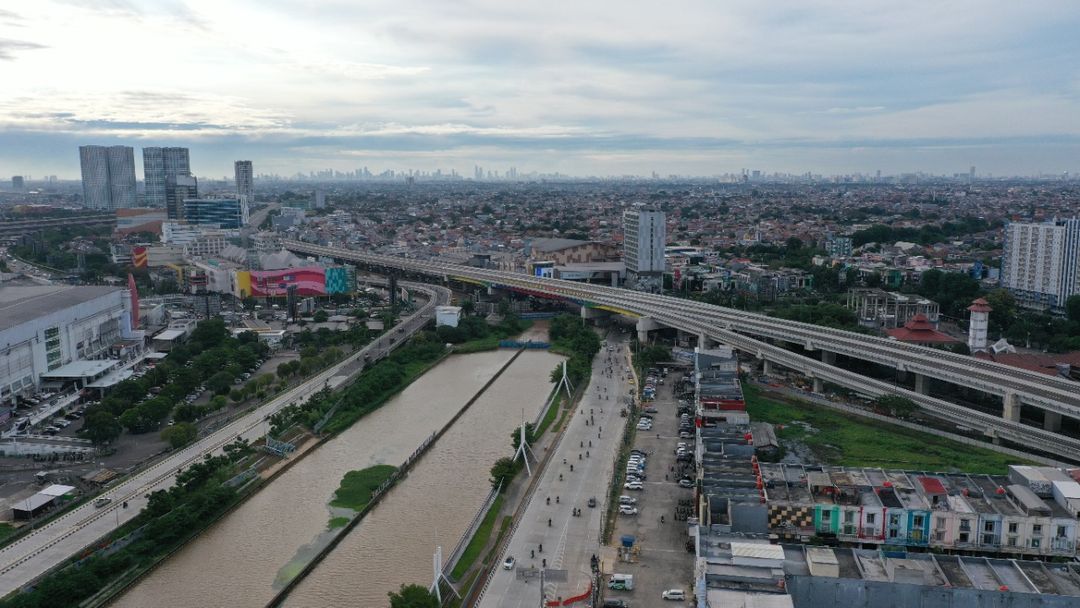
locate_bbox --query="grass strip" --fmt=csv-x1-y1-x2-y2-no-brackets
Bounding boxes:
450,495,505,579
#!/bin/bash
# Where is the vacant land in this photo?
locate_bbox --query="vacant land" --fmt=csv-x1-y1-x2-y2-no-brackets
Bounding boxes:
744,385,1027,474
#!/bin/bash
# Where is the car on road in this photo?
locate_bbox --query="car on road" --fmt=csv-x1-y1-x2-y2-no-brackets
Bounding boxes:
679,479,695,488
662,589,686,601
503,556,515,570
624,481,644,491
644,407,658,413
94,497,112,508
588,496,597,508
601,600,628,608
619,505,638,515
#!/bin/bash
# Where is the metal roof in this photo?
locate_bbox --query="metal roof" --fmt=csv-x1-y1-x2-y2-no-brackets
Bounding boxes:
0,285,122,333
39,484,76,497
12,493,55,512
731,542,786,561
41,359,117,379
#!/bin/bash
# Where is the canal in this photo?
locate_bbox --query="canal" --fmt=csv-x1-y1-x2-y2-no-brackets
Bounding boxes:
113,348,563,608
284,350,564,607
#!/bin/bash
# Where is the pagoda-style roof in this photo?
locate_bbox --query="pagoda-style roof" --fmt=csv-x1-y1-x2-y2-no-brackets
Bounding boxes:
885,313,959,344
968,298,993,313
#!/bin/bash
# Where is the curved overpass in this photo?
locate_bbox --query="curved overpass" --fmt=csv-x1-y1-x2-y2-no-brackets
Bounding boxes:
286,241,1080,462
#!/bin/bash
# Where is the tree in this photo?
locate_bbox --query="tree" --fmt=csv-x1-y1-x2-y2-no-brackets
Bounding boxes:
460,298,475,316
388,584,439,608
1067,295,1080,324
313,309,329,323
161,422,198,449
230,389,245,403
83,409,122,445
207,371,235,395
490,456,519,490
874,395,918,419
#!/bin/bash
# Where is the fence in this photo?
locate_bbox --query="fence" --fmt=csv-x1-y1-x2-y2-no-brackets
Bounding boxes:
266,348,526,607
443,481,502,577
498,340,551,349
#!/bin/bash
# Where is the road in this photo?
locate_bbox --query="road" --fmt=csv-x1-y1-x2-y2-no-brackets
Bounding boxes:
248,202,281,229
0,282,447,599
479,332,633,608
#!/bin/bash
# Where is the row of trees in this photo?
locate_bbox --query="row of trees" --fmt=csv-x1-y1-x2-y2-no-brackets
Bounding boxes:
81,319,270,444
851,216,998,247
0,445,249,608
548,315,602,387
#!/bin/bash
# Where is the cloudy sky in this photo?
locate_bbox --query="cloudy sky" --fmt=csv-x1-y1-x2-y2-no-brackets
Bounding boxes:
1,1,1079,178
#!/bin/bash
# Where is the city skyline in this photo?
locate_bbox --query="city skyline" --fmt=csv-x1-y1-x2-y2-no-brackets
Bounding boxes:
1,2,1079,178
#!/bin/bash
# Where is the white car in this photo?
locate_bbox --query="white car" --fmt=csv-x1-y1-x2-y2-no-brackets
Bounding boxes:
624,481,644,491
618,495,637,505
662,589,686,601
503,556,515,570
619,505,638,515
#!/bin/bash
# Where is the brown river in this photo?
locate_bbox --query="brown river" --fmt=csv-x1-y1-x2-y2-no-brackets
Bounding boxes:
113,348,563,608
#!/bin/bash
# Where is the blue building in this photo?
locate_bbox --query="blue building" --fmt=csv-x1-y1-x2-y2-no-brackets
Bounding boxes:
182,198,248,229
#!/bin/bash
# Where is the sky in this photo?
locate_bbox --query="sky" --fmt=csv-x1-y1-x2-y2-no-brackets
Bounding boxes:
1,0,1079,179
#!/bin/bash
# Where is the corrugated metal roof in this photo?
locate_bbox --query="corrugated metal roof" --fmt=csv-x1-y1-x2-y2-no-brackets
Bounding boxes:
39,484,76,497
731,542,785,560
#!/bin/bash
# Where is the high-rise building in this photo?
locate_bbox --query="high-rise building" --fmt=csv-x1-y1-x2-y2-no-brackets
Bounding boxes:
622,207,666,277
79,145,136,210
143,147,191,212
165,174,198,221
11,176,24,191
1001,218,1080,313
182,197,248,229
234,160,254,203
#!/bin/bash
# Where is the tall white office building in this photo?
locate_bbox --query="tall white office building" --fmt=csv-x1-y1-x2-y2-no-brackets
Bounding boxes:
143,147,191,213
1001,218,1080,313
234,160,254,204
79,145,136,210
622,207,666,277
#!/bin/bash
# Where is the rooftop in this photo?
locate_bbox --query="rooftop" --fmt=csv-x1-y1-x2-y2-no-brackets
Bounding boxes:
0,285,122,333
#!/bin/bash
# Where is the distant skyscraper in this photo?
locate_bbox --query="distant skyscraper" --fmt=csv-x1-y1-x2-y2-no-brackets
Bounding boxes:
234,160,254,203
1001,218,1080,313
166,174,198,221
623,207,666,277
11,176,24,191
143,147,191,212
79,145,136,210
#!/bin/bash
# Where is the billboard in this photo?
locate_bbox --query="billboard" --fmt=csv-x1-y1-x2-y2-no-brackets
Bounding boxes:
247,267,326,297
132,246,148,268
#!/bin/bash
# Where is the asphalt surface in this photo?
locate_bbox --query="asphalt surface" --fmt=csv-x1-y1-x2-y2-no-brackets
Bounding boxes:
0,283,446,598
479,332,633,608
605,374,696,607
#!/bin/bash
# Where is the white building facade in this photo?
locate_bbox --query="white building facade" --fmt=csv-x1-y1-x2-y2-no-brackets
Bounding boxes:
622,208,666,276
0,286,128,404
1001,218,1080,313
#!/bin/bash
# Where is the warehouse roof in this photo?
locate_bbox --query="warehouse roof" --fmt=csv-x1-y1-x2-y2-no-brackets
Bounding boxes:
0,285,122,333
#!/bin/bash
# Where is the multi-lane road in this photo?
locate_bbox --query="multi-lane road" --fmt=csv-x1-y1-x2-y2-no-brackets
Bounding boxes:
479,334,632,607
0,282,447,599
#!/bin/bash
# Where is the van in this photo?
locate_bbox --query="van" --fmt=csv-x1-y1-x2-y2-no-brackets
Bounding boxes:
661,589,686,601
608,573,634,591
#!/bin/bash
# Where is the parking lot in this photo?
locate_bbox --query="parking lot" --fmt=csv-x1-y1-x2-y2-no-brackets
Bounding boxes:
603,366,696,607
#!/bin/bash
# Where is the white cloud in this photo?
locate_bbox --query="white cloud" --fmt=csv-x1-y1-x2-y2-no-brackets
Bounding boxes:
2,0,1080,175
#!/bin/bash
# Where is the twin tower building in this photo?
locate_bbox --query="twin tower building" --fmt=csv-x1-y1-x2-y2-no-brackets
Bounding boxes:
78,145,252,222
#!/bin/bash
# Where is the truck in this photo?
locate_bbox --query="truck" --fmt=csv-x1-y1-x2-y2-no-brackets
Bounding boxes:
608,573,634,591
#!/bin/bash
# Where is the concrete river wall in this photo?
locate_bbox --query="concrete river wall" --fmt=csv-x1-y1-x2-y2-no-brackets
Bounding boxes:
112,349,564,608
